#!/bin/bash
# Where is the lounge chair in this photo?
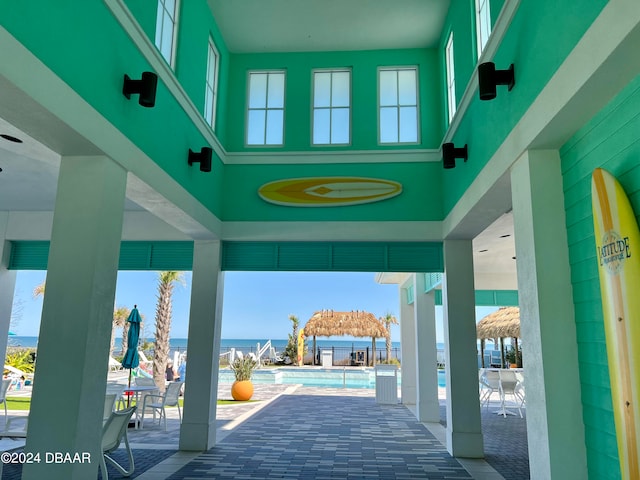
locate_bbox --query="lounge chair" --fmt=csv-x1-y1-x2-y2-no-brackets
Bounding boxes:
101,406,136,480
108,357,123,372
141,381,183,430
269,347,285,364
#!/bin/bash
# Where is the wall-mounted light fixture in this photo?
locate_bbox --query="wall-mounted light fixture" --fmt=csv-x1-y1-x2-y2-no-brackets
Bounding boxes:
123,72,158,107
478,62,515,100
442,143,468,169
188,147,212,172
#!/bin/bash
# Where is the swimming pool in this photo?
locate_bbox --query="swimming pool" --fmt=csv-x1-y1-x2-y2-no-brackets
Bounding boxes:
218,368,447,389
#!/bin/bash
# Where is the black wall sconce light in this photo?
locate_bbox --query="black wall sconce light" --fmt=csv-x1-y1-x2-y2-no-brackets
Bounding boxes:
188,147,213,172
478,62,515,100
123,72,158,107
442,143,468,169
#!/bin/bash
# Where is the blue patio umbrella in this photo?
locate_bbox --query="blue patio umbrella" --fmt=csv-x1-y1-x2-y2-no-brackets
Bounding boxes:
121,305,141,406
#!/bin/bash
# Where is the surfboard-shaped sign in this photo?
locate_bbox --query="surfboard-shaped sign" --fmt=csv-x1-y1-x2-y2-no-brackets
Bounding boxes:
258,177,402,207
592,168,640,479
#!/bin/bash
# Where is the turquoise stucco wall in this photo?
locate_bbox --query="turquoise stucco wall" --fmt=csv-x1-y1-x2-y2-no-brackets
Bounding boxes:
0,0,227,217
561,73,640,480
224,48,443,152
441,0,608,215
222,161,442,221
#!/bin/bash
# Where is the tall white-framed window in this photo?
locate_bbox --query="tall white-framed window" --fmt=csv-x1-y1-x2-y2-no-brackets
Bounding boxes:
312,69,351,145
204,38,220,130
445,33,456,124
475,0,491,59
378,67,419,144
155,0,180,67
246,71,285,146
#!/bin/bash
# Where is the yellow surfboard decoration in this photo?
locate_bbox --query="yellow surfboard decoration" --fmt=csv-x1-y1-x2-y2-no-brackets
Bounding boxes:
258,177,402,207
592,168,640,479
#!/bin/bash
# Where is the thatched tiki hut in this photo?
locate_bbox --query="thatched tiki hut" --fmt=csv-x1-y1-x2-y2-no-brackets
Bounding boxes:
476,306,521,368
304,310,388,366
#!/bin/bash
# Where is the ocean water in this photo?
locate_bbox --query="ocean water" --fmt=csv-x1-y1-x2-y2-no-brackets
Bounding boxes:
8,336,405,352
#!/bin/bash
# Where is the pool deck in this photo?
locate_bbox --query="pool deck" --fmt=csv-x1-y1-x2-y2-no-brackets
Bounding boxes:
1,372,528,479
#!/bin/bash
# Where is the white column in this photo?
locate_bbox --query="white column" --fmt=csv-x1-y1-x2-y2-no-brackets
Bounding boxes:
414,273,440,423
511,150,587,479
442,240,483,458
179,240,224,450
399,276,417,406
24,156,126,480
0,214,17,367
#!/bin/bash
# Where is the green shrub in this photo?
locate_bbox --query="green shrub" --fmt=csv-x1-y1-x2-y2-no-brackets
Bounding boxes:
230,356,257,381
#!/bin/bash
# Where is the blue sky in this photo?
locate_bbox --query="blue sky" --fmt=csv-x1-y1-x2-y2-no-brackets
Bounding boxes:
11,271,498,342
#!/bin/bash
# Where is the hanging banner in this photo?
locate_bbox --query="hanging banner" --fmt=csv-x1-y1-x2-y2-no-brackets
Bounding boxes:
592,168,640,479
297,328,305,367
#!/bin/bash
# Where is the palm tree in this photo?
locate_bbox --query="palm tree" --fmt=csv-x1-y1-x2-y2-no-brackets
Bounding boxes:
152,271,184,390
283,314,300,363
380,312,398,362
112,306,130,356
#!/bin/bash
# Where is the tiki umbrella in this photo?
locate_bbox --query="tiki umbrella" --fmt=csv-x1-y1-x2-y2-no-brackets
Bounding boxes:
121,305,141,406
476,307,521,368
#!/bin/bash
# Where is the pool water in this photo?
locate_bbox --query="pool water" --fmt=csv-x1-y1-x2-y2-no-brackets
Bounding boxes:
218,368,447,389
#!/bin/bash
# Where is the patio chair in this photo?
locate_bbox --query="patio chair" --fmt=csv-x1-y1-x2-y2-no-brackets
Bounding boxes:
103,393,119,424
514,371,526,407
100,406,136,480
498,369,523,418
480,369,501,409
0,378,11,426
140,381,184,430
106,383,126,410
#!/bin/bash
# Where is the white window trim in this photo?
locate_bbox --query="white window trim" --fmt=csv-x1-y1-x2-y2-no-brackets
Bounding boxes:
311,68,352,146
155,0,180,68
204,37,220,130
445,33,456,124
377,66,420,145
245,70,286,147
475,0,491,60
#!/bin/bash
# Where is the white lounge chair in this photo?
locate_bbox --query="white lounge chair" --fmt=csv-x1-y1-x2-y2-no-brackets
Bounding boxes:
141,381,183,430
108,357,123,372
269,347,285,364
101,406,136,480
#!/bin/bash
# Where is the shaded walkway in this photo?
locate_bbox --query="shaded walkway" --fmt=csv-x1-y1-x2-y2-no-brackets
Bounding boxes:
169,391,472,479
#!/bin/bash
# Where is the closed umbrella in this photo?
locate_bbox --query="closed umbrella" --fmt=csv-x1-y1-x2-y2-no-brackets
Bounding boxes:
121,305,141,407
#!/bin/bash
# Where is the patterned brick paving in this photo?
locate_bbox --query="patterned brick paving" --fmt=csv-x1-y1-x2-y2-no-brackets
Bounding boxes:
167,391,473,479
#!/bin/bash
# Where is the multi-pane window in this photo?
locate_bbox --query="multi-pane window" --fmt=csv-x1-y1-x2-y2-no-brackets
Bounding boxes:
246,71,285,146
312,70,351,145
475,0,491,59
379,68,418,144
445,33,456,124
155,0,180,66
204,38,220,130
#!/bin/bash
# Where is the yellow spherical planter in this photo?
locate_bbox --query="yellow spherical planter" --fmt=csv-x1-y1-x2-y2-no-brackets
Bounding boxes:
231,380,254,401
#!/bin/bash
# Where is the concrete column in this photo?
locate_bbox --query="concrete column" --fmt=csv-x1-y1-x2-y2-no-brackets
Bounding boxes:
414,273,440,423
23,156,126,480
442,240,483,458
0,213,17,366
399,276,416,406
511,150,587,480
179,240,224,450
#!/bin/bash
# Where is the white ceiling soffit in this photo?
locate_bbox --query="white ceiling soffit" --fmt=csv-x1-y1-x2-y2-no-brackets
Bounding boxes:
208,0,450,53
